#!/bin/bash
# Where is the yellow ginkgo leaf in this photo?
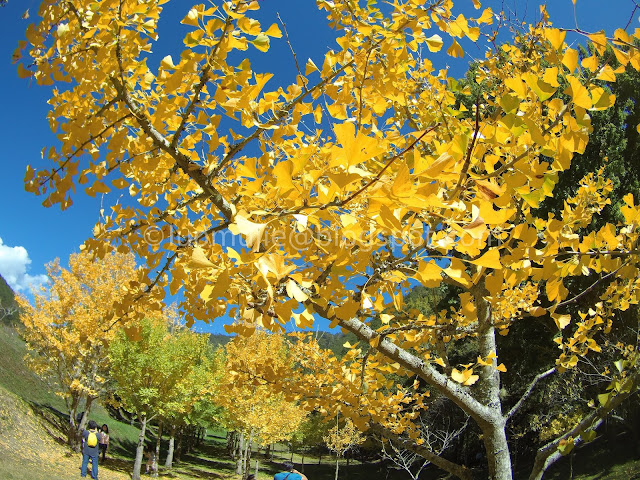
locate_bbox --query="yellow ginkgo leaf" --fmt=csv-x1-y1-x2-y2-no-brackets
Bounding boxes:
552,313,571,330
447,39,464,58
469,249,502,269
189,246,215,268
230,214,267,252
425,34,443,52
565,75,592,109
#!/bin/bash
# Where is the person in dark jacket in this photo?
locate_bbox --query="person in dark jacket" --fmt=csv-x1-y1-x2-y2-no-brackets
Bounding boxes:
80,420,100,479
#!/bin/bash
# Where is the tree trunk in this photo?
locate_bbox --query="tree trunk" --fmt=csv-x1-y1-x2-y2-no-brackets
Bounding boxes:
236,431,245,476
480,419,512,480
132,414,147,480
474,287,513,480
165,425,176,469
243,429,254,479
255,459,259,477
335,456,339,480
67,393,81,450
175,427,183,462
153,420,162,477
76,396,95,445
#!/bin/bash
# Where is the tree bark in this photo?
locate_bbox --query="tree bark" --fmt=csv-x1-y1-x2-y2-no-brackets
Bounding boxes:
175,427,183,462
165,425,176,469
132,414,147,480
67,393,81,450
473,287,513,480
76,396,95,445
243,429,254,479
236,431,245,475
335,456,339,480
153,420,162,477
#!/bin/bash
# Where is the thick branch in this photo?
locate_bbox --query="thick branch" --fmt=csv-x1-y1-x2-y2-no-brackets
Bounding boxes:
312,307,498,425
110,76,235,221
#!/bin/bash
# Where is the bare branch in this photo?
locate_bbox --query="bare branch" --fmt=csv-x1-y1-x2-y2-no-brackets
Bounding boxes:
506,367,555,421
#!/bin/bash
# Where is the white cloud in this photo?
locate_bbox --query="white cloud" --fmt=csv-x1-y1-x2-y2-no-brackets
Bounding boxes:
0,237,48,292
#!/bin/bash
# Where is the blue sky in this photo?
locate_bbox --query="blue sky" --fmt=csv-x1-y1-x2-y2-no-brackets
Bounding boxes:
0,0,634,332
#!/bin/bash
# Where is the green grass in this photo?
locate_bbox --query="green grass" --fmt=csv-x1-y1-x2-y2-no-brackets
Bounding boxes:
0,324,65,409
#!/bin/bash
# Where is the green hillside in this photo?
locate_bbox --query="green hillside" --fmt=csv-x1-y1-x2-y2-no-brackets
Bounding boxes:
0,274,19,325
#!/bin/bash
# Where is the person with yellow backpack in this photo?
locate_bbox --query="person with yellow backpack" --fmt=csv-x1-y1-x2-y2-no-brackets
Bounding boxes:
80,420,100,479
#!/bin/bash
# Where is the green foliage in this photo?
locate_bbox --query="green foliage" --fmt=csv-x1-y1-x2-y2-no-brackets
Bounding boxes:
109,318,209,420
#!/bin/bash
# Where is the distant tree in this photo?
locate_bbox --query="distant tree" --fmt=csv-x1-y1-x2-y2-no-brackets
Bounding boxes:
109,315,209,480
17,251,136,449
324,415,365,480
216,331,306,479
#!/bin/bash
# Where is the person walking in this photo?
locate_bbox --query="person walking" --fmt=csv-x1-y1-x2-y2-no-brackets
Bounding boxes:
98,424,109,462
274,461,308,480
80,420,100,479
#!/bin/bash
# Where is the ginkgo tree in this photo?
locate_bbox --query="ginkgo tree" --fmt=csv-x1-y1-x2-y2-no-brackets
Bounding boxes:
109,314,210,480
18,251,136,449
216,331,306,478
15,0,640,478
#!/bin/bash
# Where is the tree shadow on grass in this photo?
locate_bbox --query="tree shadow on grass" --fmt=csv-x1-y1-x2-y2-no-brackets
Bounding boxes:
99,456,136,476
178,451,236,475
29,402,69,447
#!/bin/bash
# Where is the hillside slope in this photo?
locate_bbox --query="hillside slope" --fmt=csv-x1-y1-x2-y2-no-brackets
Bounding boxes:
0,273,19,325
0,384,131,480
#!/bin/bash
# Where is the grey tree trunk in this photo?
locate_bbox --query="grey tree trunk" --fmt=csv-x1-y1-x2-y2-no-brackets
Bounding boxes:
67,394,81,450
473,287,513,480
153,420,162,477
243,430,254,479
132,414,147,480
235,431,245,475
76,396,95,443
165,425,176,469
335,456,339,480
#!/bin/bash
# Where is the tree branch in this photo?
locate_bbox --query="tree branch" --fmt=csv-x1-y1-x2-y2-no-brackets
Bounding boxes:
369,422,472,480
336,125,439,209
506,367,555,421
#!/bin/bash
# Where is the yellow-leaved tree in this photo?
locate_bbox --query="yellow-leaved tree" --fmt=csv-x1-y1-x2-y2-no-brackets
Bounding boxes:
16,0,640,478
18,251,136,449
216,331,306,478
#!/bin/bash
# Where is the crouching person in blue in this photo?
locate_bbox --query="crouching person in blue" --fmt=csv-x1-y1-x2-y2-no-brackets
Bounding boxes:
80,420,100,479
274,461,308,480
